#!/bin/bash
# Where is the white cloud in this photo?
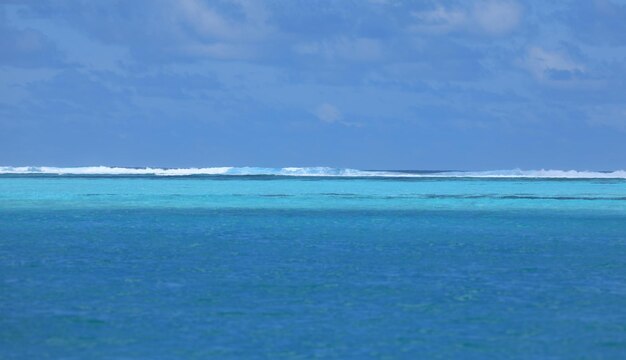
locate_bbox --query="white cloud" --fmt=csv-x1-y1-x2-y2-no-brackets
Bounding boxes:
170,0,272,60
473,0,523,35
176,0,270,40
177,0,238,40
313,103,363,127
315,103,342,123
410,0,522,36
524,46,585,80
410,6,467,34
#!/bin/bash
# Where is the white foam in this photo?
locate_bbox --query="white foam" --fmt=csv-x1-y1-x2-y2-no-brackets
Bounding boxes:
0,166,625,178
441,169,626,179
0,166,387,177
0,166,232,176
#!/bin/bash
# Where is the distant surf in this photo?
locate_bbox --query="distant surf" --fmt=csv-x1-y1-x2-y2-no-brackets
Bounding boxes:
1,166,626,178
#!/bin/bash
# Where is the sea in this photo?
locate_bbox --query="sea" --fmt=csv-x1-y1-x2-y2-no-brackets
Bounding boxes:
1,166,626,359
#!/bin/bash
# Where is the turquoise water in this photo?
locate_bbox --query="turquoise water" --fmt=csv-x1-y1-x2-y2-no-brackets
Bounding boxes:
2,174,626,358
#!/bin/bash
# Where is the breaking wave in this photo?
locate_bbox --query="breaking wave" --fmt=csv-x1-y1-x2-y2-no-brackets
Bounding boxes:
442,169,626,179
0,166,387,177
1,166,626,178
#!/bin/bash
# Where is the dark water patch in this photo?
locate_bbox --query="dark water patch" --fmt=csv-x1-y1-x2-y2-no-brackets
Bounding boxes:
317,193,626,201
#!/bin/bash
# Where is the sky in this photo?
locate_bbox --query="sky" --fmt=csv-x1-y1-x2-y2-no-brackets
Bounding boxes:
1,0,626,170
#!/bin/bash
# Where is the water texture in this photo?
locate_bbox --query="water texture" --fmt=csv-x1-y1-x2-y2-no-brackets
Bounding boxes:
1,174,626,359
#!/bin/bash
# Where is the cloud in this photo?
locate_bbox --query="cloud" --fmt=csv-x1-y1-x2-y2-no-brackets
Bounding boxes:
96,71,221,99
410,6,466,34
294,37,384,62
0,18,65,67
410,0,522,36
523,47,585,81
313,103,363,127
175,0,272,41
164,0,275,60
473,0,523,35
315,103,342,123
176,0,242,41
20,0,273,63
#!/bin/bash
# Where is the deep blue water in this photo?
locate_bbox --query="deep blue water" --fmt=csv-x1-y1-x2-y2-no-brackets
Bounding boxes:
1,175,626,359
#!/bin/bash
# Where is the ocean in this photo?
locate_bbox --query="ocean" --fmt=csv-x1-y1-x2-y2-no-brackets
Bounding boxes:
1,167,626,359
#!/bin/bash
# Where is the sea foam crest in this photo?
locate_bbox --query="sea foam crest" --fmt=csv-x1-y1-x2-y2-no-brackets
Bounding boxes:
0,166,389,177
443,169,626,179
1,166,626,178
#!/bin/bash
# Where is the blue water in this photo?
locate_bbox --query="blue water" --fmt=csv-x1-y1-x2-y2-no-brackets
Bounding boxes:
2,174,626,358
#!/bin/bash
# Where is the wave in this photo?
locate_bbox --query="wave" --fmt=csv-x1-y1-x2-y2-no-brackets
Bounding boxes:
1,166,626,178
442,169,626,179
0,166,390,177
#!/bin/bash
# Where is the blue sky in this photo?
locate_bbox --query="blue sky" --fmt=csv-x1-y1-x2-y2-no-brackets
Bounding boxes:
1,0,626,170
